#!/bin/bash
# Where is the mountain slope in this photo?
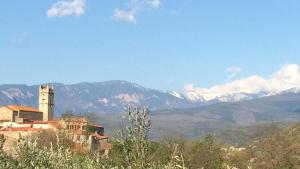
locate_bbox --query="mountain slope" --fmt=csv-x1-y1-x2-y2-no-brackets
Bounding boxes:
0,81,199,115
1,81,300,138
150,92,300,137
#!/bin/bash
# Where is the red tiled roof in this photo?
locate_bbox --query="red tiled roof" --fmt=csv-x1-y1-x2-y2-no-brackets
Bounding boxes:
48,122,63,129
17,122,33,124
0,119,11,122
33,121,48,124
31,120,62,129
5,105,42,113
33,120,58,124
4,127,43,131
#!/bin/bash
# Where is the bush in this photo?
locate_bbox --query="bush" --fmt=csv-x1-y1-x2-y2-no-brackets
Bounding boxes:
186,135,224,169
0,134,18,168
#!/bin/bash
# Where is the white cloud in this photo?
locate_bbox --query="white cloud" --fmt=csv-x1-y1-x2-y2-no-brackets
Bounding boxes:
113,0,161,24
146,0,161,8
184,64,300,101
113,8,137,23
226,67,242,81
47,0,86,18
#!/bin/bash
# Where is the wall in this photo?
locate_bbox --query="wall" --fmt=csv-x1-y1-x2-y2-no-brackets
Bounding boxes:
0,122,31,128
0,130,37,140
0,107,13,121
39,85,54,121
59,119,88,131
32,123,57,130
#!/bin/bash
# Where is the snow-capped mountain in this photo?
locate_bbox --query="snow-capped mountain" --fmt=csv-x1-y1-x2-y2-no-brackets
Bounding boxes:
2,64,300,117
181,64,300,102
151,91,300,137
181,90,272,103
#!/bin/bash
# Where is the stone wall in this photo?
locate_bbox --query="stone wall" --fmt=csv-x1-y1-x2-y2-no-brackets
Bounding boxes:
0,107,13,121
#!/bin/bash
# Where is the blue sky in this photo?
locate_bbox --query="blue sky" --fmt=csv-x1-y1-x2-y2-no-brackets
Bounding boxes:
1,0,300,91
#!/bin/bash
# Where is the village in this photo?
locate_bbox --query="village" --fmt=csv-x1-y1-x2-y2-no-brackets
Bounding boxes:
2,1,300,168
0,85,110,154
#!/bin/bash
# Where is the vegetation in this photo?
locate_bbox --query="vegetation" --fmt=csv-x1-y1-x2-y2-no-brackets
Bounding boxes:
1,108,300,168
186,135,224,169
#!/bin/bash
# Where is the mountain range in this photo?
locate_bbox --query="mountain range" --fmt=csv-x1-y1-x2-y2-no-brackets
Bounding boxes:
0,81,200,115
1,80,300,137
150,92,300,137
0,80,299,114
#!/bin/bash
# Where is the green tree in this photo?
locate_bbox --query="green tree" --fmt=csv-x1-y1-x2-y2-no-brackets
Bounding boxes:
111,107,152,169
187,135,224,169
249,124,300,169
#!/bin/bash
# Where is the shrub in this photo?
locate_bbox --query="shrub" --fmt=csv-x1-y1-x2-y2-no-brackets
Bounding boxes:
0,134,18,168
186,135,224,169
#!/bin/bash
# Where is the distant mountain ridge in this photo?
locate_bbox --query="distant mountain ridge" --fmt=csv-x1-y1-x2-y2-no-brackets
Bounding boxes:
0,81,201,115
150,92,300,137
2,80,300,137
0,80,300,117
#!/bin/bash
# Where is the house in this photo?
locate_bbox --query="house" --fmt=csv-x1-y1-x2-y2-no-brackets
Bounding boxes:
60,117,109,152
59,117,88,131
0,85,54,124
0,105,43,123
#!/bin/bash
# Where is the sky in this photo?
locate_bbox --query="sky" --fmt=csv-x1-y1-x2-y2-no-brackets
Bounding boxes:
1,0,300,91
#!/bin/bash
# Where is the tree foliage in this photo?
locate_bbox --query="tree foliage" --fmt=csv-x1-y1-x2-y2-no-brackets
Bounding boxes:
186,135,224,169
1,109,300,169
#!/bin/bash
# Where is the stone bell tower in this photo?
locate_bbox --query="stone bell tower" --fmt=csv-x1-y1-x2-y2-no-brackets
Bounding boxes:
39,85,54,121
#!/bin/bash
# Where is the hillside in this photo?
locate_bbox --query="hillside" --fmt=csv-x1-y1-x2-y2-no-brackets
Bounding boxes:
2,81,300,138
150,92,300,137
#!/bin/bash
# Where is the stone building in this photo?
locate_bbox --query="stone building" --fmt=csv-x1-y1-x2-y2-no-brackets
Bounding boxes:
0,105,43,123
59,117,109,152
59,117,88,131
0,85,111,153
39,85,54,121
0,85,54,123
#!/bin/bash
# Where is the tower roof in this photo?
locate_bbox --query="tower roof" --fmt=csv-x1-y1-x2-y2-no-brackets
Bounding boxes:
5,105,42,113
